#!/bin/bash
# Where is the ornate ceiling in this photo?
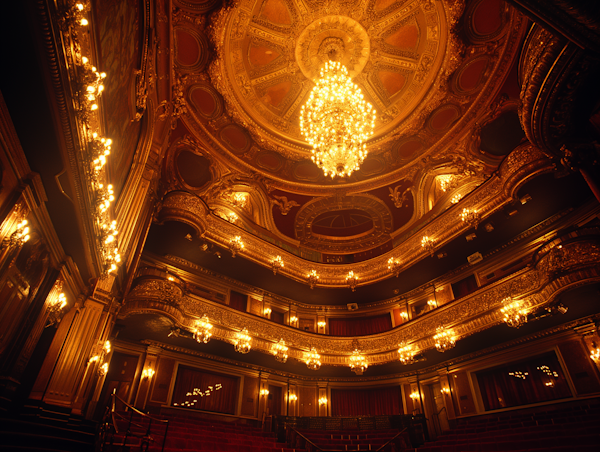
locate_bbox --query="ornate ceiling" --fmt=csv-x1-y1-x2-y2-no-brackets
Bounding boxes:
158,0,530,287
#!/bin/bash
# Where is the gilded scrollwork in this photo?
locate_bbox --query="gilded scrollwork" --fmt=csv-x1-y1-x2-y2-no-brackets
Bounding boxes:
121,252,600,366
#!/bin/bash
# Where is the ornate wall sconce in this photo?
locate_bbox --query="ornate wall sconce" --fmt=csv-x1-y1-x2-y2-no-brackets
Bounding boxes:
427,299,438,309
421,236,436,256
317,321,326,329
2,219,30,251
271,255,284,275
90,340,111,376
99,362,109,376
307,270,319,289
590,342,600,362
305,347,321,370
346,271,358,291
387,257,401,277
349,349,368,375
460,208,480,229
142,367,155,379
434,327,456,352
400,311,409,321
398,343,416,365
288,394,298,402
234,328,252,354
318,397,328,406
501,297,528,328
290,315,298,324
409,391,420,400
272,338,288,363
47,292,68,327
264,307,272,316
193,315,213,344
440,387,450,395
260,388,270,396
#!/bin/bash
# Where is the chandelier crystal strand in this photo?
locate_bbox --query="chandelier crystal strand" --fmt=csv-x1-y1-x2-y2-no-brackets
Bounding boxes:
300,61,376,178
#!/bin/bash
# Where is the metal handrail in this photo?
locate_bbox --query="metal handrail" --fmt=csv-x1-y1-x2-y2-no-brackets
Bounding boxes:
375,428,408,452
291,428,324,452
102,391,169,452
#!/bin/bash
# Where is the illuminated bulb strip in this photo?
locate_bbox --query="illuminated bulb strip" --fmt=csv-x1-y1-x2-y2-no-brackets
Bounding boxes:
75,51,121,276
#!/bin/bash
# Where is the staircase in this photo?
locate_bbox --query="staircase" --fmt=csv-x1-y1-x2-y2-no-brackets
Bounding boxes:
294,429,408,451
0,402,96,452
105,410,305,452
410,399,600,452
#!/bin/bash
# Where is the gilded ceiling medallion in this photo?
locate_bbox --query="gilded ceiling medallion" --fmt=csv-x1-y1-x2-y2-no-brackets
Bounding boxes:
295,15,370,81
209,0,446,159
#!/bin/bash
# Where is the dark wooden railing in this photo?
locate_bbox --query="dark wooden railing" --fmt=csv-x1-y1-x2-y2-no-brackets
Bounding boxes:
272,414,427,449
97,391,169,452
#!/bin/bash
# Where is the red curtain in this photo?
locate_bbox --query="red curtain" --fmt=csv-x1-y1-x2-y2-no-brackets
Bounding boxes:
229,291,247,312
451,274,478,299
172,365,239,415
476,352,572,411
331,386,402,416
329,314,392,336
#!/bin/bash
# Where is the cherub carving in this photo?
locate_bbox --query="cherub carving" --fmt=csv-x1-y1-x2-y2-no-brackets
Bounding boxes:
388,186,411,208
270,195,299,216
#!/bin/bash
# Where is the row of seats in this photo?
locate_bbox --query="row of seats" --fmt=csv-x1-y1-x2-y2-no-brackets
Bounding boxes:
410,399,600,452
105,410,304,452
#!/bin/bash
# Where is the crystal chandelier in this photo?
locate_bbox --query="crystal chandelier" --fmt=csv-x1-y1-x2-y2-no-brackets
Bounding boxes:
272,255,284,275
229,235,244,257
421,236,436,256
234,328,252,354
272,338,288,363
193,315,213,344
300,61,376,178
305,347,321,370
460,208,480,229
349,349,368,375
387,257,401,277
398,343,416,365
308,270,319,289
346,271,358,291
434,327,456,352
501,297,528,328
